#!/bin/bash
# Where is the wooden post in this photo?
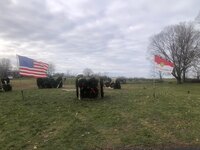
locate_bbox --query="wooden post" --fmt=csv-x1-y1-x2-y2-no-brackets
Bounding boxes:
21,90,24,100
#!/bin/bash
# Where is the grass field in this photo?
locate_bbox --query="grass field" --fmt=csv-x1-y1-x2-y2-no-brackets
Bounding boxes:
0,78,200,149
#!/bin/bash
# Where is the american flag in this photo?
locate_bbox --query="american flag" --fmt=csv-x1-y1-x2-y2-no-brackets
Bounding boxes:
18,55,49,78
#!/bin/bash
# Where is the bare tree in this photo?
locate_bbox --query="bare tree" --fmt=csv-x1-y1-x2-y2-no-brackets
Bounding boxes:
195,11,200,23
0,58,11,78
83,68,93,77
149,22,200,83
191,58,200,79
47,63,55,76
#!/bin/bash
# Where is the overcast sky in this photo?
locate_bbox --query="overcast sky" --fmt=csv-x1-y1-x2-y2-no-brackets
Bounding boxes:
0,0,199,77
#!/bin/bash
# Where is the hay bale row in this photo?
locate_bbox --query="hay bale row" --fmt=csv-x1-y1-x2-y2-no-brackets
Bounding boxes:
105,78,121,89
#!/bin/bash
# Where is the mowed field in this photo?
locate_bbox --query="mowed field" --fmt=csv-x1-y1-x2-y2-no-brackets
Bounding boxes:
0,78,200,150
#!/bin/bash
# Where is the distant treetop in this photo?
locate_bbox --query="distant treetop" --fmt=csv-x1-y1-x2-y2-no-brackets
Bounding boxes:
195,11,200,23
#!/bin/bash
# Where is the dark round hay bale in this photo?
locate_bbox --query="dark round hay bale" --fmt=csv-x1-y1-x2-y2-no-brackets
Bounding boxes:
76,76,103,99
37,77,56,88
37,78,44,88
2,84,12,92
113,79,121,89
1,78,12,92
104,81,111,87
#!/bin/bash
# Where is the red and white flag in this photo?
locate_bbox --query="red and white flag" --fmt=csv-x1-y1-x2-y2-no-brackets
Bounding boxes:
154,55,174,73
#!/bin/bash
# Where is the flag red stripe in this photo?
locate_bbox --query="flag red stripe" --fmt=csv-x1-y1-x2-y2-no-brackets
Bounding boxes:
19,69,47,75
20,67,47,72
33,64,48,70
34,62,48,69
34,64,48,70
19,72,47,76
34,61,48,66
19,72,47,78
20,71,47,76
154,55,174,67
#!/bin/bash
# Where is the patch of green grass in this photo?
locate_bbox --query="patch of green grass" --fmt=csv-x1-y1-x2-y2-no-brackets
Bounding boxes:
0,80,200,149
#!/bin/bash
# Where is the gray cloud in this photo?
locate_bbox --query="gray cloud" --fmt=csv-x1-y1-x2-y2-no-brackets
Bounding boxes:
0,0,200,77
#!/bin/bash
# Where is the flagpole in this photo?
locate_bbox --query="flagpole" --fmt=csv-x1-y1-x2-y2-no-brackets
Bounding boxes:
153,71,156,99
16,55,24,100
153,55,175,100
153,56,156,99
